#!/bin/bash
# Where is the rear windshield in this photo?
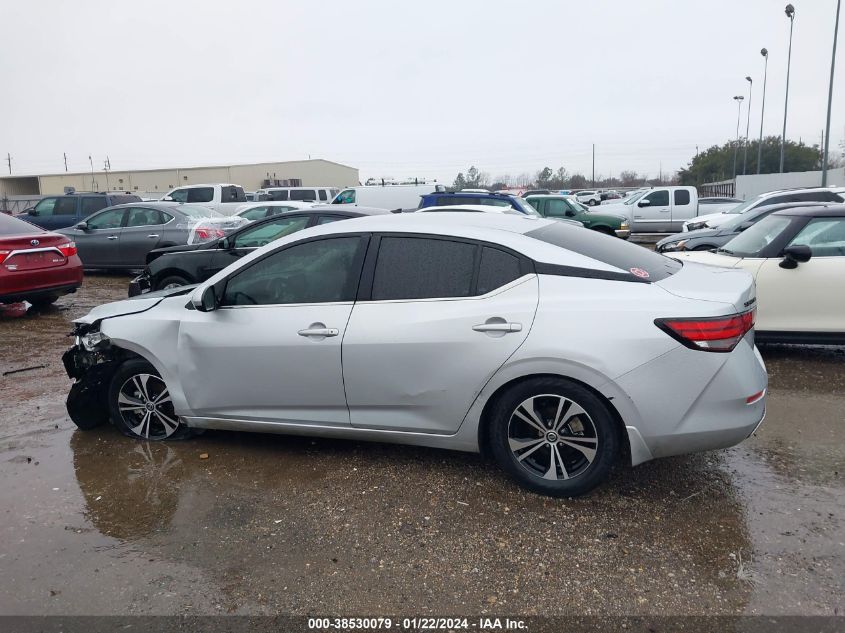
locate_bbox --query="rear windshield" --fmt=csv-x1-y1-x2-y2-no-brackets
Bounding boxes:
177,204,222,218
0,213,44,236
526,222,682,281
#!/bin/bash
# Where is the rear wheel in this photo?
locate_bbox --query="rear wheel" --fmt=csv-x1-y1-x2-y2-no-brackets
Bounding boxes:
488,377,619,497
588,199,598,206
29,294,60,306
155,274,190,291
108,359,192,441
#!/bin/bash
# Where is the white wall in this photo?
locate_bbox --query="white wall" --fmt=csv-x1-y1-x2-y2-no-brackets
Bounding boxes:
736,169,845,199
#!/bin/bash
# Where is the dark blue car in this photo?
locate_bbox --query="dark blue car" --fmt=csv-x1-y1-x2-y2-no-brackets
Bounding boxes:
418,191,539,215
17,192,141,231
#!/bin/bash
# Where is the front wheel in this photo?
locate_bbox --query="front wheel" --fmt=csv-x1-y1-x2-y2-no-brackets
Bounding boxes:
108,359,193,440
155,274,190,291
588,199,598,206
488,378,619,497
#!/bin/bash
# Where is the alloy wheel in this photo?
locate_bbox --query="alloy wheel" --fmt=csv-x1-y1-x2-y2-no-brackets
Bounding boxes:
117,373,181,440
507,394,599,480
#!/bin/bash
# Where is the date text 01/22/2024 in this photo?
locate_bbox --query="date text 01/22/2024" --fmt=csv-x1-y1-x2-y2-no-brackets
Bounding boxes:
307,617,528,630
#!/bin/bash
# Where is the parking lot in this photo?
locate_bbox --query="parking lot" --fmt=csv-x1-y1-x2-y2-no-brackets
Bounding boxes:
0,273,843,616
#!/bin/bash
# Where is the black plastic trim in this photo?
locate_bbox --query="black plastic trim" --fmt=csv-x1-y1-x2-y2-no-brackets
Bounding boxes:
534,262,650,283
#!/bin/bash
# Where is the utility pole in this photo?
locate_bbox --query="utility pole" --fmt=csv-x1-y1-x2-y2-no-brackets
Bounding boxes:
5,153,10,175
89,155,95,191
591,144,595,187
780,4,796,173
757,48,769,174
104,158,110,191
822,0,841,186
63,152,68,172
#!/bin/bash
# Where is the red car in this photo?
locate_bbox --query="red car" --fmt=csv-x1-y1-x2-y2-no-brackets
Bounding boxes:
0,213,83,305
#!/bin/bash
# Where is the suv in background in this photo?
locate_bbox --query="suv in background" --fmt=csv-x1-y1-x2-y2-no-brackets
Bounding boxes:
418,191,540,214
574,190,602,206
19,192,141,230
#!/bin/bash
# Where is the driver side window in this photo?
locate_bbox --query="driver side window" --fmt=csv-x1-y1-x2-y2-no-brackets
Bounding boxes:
545,199,573,218
221,237,365,306
644,190,669,206
788,218,845,257
233,216,311,249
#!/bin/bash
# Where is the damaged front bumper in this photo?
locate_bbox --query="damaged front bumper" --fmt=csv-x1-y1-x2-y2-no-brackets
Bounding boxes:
63,326,120,429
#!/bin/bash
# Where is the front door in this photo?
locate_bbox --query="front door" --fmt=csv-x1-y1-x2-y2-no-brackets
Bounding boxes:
633,189,671,232
71,207,126,267
177,235,368,424
753,217,845,333
342,236,538,433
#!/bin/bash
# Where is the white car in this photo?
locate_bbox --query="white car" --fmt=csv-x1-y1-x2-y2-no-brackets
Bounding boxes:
418,204,584,226
671,204,845,343
234,201,317,221
574,191,602,206
63,213,766,497
682,187,843,232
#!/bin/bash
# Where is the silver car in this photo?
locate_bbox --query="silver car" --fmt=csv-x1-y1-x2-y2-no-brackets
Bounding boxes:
63,213,767,497
59,202,246,270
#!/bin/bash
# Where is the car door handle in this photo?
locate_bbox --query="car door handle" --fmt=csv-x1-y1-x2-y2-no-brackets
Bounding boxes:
106,235,118,240
147,234,159,238
298,327,339,338
473,322,522,333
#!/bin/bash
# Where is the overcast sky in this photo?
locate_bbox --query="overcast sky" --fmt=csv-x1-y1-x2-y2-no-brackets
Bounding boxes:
1,0,842,184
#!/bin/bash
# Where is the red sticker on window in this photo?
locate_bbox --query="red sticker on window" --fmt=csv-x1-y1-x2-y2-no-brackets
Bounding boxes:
630,267,650,279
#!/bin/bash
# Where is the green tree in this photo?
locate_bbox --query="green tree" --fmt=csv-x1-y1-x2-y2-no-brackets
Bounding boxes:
569,174,588,189
453,172,467,190
536,167,554,188
679,136,821,186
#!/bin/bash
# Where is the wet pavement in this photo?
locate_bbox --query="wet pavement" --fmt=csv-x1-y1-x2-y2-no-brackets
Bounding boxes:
0,275,843,616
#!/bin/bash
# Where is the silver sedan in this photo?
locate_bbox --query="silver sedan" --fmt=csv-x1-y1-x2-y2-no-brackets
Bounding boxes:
63,213,767,497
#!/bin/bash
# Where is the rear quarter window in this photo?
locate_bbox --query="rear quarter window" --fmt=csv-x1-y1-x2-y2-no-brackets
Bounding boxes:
526,222,682,282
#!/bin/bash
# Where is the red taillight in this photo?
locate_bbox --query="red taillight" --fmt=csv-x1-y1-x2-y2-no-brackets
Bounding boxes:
0,250,9,264
194,227,225,241
655,309,755,352
746,389,766,404
57,242,77,258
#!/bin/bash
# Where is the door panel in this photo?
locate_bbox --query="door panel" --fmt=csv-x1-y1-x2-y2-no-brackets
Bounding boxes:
119,208,166,267
177,303,354,423
73,208,126,267
633,189,671,231
754,258,845,332
342,277,539,433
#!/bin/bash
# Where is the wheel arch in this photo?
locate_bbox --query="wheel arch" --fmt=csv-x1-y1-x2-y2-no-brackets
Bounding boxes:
152,267,195,288
474,371,633,465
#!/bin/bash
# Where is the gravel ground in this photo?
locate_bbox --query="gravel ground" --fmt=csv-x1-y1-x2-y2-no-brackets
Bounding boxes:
0,274,843,617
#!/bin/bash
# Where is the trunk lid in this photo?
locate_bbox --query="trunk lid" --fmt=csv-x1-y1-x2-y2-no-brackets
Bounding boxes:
656,260,756,314
0,232,71,272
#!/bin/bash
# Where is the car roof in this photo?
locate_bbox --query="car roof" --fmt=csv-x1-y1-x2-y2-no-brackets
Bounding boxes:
418,205,521,214
770,203,845,218
759,186,840,198
524,194,572,199
434,191,515,198
106,201,184,210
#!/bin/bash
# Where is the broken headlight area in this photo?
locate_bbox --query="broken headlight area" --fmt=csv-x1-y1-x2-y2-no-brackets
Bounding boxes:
63,325,124,430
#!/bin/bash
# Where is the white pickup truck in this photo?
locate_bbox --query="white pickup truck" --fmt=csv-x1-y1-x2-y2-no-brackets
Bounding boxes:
597,186,739,233
163,183,248,216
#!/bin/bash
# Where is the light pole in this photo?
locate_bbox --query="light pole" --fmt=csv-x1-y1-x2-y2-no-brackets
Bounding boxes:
822,0,841,186
742,76,753,175
779,4,795,173
733,95,744,178
757,48,769,174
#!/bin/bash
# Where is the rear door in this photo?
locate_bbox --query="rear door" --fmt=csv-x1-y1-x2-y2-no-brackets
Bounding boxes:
633,189,671,231
342,236,538,433
119,207,168,267
669,189,694,229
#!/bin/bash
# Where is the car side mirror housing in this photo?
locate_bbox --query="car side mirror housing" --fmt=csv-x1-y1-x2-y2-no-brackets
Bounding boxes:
26,208,38,216
192,284,220,312
779,244,812,269
75,221,89,231
637,200,651,207
162,196,174,202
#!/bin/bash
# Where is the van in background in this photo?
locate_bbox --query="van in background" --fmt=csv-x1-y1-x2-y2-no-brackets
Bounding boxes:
332,183,446,212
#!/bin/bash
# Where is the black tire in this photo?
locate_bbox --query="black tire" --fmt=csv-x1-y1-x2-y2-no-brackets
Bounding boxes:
588,199,598,206
29,294,60,306
155,274,190,291
488,377,619,497
108,359,193,441
591,226,615,236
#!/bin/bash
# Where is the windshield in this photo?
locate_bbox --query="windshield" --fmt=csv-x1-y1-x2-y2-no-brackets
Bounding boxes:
719,215,793,257
177,204,223,218
723,198,759,215
510,197,541,216
623,190,647,205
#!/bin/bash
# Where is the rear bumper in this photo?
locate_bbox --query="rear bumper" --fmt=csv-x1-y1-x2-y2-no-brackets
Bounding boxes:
615,337,768,463
0,257,83,303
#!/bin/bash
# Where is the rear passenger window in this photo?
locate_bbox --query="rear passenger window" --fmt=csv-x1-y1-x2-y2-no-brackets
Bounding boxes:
371,237,475,300
220,186,246,203
54,197,78,215
290,190,316,201
187,187,214,203
673,190,691,206
477,247,522,294
318,190,328,201
81,198,108,215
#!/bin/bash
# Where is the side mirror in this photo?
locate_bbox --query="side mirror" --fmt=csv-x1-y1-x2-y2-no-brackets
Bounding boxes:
192,284,220,312
637,199,651,207
779,244,812,269
162,196,174,202
26,208,37,216
75,221,89,231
